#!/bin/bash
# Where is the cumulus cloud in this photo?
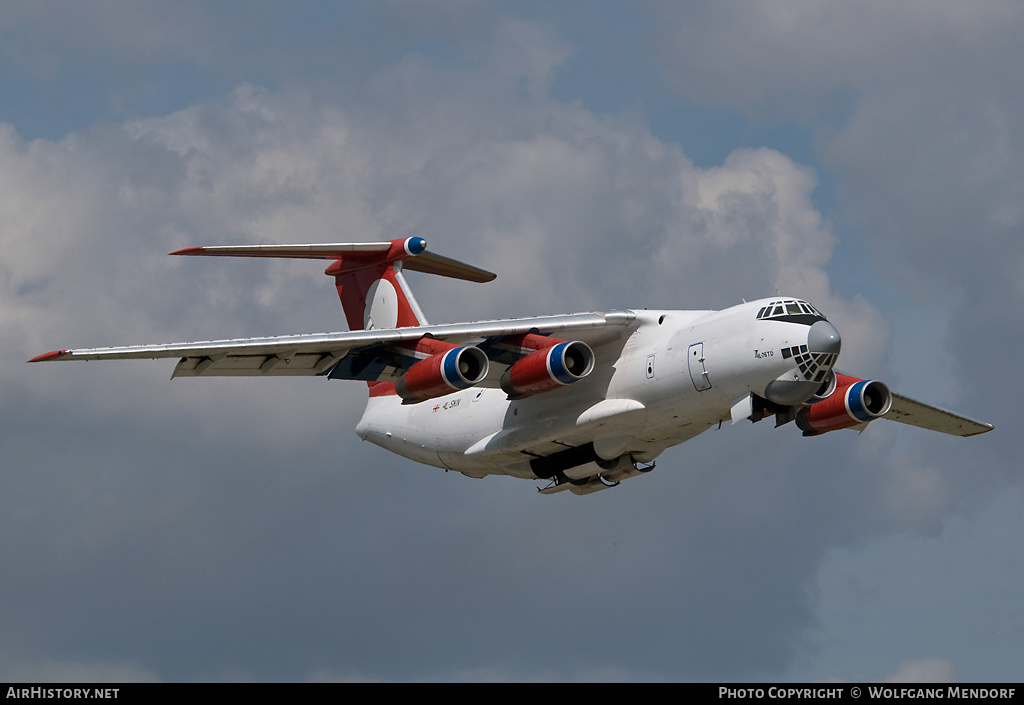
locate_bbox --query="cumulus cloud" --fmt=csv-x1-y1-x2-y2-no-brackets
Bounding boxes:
653,0,1020,527
882,658,955,684
2,19,870,336
652,2,1024,397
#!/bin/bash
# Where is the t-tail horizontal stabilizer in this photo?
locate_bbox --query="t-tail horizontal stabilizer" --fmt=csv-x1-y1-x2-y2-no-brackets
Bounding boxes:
172,236,495,334
170,237,496,283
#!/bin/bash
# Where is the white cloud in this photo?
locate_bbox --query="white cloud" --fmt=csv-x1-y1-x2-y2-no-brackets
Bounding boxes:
882,658,955,684
653,3,1024,317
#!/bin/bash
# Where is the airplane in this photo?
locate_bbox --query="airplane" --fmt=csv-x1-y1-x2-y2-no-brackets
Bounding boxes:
29,237,993,495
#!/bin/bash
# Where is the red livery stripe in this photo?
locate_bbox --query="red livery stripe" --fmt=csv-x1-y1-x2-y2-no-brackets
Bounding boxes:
28,350,69,362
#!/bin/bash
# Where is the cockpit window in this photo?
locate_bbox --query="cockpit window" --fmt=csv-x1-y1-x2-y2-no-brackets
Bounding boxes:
756,299,826,322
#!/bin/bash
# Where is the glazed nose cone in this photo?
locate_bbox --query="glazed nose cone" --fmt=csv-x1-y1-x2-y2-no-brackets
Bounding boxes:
808,320,841,355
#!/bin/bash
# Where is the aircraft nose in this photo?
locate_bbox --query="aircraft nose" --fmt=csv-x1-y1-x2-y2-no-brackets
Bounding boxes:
808,320,841,355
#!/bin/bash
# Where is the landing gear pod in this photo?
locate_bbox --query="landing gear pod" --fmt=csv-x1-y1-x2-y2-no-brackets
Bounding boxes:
796,375,892,435
534,447,655,495
395,346,489,403
500,341,595,398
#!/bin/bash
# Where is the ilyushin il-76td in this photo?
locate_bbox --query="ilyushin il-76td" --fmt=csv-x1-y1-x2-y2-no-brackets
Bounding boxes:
30,238,992,495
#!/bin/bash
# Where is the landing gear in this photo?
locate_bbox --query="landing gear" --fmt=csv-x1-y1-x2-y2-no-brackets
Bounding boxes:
537,455,656,495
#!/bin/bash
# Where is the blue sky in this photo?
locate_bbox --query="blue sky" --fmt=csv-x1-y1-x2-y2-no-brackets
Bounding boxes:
2,1,1021,682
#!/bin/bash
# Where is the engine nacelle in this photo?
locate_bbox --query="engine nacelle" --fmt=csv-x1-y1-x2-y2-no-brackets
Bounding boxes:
796,375,892,435
500,341,595,398
395,346,489,403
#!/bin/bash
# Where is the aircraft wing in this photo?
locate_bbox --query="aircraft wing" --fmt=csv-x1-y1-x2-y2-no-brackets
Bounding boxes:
29,311,636,379
884,393,993,437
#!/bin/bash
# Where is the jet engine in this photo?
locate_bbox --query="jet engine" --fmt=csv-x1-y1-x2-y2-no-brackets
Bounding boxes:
395,346,489,403
796,374,892,435
500,341,595,398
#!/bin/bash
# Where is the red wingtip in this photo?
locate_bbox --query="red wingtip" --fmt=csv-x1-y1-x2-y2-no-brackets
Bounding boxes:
28,350,69,363
169,247,206,256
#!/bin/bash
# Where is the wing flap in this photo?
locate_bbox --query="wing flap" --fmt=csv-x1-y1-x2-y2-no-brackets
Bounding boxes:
171,351,341,377
885,393,993,437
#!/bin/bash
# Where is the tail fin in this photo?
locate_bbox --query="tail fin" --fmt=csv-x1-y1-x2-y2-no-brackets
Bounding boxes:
171,237,496,332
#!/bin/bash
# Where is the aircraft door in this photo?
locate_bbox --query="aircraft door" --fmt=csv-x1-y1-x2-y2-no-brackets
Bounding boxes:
687,342,711,391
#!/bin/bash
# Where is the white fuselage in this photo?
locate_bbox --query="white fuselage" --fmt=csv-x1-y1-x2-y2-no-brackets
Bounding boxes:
355,298,832,480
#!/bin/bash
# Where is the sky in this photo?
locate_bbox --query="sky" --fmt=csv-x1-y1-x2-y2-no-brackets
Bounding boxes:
2,0,1022,683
